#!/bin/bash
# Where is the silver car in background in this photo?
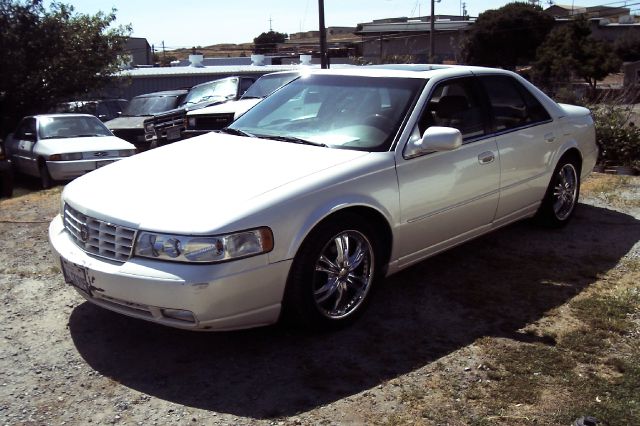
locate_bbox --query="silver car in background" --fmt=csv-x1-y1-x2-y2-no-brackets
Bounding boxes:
49,67,597,331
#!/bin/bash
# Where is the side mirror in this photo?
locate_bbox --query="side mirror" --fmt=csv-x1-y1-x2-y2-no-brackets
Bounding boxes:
404,126,462,159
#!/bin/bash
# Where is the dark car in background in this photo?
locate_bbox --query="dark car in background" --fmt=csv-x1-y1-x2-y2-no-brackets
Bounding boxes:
54,99,129,122
105,90,188,151
144,76,256,147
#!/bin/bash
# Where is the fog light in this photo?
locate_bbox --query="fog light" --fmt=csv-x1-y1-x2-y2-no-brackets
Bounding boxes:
161,309,195,322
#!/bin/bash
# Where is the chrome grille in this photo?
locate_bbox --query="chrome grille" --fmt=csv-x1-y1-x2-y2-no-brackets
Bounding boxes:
63,204,136,262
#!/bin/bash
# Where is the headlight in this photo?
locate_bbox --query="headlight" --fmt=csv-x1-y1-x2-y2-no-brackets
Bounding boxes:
144,122,155,133
134,227,274,263
49,152,83,161
187,117,197,128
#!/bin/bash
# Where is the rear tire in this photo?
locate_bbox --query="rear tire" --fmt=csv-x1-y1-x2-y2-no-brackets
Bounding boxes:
282,214,380,330
535,157,580,228
0,172,13,198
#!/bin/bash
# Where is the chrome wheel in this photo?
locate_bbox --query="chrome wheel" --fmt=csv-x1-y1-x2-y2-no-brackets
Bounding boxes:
552,163,578,220
312,230,374,320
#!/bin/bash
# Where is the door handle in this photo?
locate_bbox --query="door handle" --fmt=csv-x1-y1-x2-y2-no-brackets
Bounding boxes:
478,151,495,165
544,132,555,143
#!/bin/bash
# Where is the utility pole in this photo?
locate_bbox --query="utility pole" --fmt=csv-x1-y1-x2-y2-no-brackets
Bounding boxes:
318,0,328,68
429,0,435,63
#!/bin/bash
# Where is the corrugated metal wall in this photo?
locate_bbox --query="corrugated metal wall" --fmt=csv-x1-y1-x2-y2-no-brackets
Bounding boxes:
104,70,273,100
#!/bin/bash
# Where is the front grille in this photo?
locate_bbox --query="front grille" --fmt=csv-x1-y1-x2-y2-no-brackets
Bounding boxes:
194,113,235,131
154,112,185,130
63,204,136,262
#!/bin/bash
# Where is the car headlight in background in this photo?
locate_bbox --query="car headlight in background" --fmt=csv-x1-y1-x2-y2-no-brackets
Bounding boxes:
186,117,197,128
134,227,274,263
144,122,155,133
49,152,83,161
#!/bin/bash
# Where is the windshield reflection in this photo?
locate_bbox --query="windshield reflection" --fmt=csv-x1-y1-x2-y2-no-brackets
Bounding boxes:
230,74,425,152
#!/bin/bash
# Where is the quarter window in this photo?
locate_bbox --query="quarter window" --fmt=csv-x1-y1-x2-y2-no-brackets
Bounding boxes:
480,75,550,132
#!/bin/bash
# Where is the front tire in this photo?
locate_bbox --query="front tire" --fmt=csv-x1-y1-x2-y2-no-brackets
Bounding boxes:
535,158,580,227
39,162,53,189
283,214,379,330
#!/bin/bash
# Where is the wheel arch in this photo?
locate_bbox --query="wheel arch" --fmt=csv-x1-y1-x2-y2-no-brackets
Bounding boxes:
553,144,583,176
285,204,394,276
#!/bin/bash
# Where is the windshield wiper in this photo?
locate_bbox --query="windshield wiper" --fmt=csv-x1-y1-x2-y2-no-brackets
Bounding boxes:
261,135,328,147
219,127,256,138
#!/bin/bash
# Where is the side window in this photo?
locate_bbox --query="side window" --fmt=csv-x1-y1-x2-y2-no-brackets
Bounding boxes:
15,118,36,139
480,75,550,132
416,77,486,141
239,78,254,96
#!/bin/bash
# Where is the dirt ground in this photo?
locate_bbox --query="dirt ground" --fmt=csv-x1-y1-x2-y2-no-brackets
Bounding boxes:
0,173,638,425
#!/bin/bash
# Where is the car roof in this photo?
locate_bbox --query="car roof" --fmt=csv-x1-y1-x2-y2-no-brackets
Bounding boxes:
134,89,189,98
29,113,100,119
302,65,521,81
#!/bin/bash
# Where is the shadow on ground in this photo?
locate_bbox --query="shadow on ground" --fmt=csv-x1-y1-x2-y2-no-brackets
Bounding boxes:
69,204,640,418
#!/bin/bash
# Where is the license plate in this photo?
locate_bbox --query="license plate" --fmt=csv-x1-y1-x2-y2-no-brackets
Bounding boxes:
166,127,181,141
61,258,91,295
96,160,114,169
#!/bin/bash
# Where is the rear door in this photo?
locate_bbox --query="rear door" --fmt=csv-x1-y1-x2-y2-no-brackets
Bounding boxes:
12,118,39,175
477,75,557,222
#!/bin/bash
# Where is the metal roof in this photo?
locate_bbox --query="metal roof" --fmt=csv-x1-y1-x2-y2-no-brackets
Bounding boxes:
118,64,311,79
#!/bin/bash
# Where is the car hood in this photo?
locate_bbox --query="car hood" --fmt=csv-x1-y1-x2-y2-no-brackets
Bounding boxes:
105,116,147,130
37,136,135,155
63,133,370,233
188,98,262,118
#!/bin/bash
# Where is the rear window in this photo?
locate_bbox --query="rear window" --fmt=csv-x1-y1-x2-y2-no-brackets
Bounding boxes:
123,96,183,116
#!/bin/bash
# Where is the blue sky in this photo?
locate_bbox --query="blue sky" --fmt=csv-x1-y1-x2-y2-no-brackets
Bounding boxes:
62,0,622,49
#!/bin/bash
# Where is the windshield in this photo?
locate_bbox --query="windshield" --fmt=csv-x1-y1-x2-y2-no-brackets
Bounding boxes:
39,116,112,139
229,74,425,151
181,78,239,106
123,95,183,116
241,73,299,99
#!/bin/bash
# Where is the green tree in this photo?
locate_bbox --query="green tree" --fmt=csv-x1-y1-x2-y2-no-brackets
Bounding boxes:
614,31,640,62
533,19,621,94
0,0,131,136
253,31,287,54
462,2,554,69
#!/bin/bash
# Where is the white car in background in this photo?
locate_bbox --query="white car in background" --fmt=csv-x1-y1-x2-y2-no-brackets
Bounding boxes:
49,66,597,331
8,114,136,188
183,71,301,137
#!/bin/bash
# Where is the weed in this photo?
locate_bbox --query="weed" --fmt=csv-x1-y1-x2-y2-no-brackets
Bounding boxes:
571,293,638,335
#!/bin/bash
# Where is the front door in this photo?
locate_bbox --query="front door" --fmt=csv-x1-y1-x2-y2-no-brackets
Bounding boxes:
395,77,500,268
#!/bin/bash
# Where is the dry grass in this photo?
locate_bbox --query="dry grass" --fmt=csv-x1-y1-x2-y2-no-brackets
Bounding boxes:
364,174,640,426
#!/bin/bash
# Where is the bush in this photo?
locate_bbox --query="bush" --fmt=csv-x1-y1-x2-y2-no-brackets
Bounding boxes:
591,104,640,168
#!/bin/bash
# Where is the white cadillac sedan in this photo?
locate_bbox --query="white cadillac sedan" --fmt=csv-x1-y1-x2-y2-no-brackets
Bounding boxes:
49,67,597,331
9,114,136,188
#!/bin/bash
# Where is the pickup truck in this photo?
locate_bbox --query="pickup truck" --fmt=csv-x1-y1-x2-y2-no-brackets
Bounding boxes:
105,90,188,151
144,76,256,147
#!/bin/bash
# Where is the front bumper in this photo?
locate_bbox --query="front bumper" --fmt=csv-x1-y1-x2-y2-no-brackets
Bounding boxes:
49,215,291,331
47,158,124,180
